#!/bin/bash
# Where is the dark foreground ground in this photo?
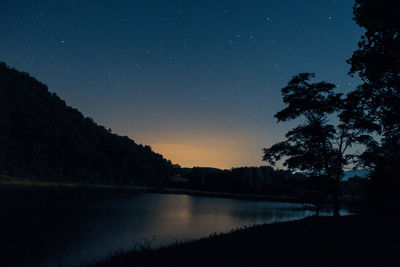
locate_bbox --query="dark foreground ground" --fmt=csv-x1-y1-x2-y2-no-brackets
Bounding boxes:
93,215,400,267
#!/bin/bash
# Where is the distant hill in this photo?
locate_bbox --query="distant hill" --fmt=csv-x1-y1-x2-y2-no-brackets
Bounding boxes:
343,170,370,180
181,167,224,173
0,62,174,185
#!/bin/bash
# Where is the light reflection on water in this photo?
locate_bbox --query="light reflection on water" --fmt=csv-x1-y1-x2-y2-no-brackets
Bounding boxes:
0,191,357,266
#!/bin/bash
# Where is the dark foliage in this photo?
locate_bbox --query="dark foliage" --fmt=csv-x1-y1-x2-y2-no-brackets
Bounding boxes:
341,176,370,199
178,166,308,196
0,62,174,185
347,0,400,211
170,166,369,203
263,73,369,215
347,0,400,138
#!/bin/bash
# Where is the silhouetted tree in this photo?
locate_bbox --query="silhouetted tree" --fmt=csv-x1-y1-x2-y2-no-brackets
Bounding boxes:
347,0,400,211
263,73,369,216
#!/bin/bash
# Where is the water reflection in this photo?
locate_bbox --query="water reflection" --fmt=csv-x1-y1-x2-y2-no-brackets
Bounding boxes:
0,191,356,266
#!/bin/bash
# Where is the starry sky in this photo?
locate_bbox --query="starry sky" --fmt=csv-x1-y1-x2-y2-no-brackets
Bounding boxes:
0,0,363,169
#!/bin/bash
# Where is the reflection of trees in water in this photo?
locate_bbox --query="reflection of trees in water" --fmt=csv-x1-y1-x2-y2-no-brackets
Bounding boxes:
226,202,307,224
1,191,360,266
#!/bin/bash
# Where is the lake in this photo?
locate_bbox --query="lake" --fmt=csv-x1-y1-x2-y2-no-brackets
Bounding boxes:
0,188,357,266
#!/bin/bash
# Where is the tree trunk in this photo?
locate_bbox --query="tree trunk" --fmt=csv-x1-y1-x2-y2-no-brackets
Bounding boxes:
333,194,340,216
333,177,340,217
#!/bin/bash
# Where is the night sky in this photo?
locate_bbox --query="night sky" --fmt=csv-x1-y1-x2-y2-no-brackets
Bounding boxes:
0,0,363,169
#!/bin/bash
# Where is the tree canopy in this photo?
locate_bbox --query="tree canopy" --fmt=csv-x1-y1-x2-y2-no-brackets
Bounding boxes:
348,0,400,138
347,0,400,210
263,73,371,215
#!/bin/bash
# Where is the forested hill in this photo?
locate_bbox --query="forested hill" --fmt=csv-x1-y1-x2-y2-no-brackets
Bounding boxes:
0,62,175,185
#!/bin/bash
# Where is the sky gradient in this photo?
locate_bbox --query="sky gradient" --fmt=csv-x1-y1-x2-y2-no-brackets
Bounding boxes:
0,0,364,169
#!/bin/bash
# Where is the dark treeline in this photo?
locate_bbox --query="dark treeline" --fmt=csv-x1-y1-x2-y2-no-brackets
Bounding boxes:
0,62,175,186
169,166,368,201
175,166,307,195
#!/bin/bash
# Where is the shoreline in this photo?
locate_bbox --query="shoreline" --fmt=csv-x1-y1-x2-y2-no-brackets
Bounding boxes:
0,178,364,205
91,214,399,267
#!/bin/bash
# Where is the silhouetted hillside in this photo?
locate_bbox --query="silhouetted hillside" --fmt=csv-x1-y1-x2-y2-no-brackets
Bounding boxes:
343,170,369,180
0,62,174,185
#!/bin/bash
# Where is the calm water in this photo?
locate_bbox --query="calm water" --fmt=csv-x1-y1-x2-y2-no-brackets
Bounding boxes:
0,189,356,266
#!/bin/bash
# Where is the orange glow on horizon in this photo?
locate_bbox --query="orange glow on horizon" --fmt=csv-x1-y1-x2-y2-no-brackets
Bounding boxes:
151,143,239,169
129,130,272,169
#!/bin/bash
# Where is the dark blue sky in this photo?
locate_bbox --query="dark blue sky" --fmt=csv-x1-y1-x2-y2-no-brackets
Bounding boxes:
0,0,363,168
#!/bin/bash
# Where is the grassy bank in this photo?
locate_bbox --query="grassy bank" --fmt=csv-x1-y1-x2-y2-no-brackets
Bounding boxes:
0,176,307,203
0,176,363,205
92,215,399,267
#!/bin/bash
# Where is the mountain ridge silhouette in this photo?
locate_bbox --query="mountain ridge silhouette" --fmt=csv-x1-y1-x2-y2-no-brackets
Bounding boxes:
0,62,174,185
